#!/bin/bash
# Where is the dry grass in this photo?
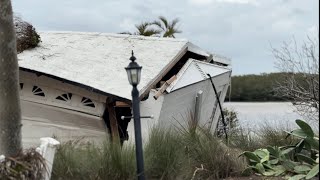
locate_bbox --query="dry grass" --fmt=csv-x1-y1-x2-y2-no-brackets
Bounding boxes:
0,148,46,180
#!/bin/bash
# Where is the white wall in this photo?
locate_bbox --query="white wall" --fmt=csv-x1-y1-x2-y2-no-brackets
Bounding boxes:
159,72,231,132
125,90,164,145
19,70,109,148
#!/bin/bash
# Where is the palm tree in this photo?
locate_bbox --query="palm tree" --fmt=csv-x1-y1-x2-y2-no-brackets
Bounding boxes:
153,16,182,38
0,0,22,156
120,22,161,36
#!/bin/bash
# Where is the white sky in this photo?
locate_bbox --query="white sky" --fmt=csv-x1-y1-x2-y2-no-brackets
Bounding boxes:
12,0,319,75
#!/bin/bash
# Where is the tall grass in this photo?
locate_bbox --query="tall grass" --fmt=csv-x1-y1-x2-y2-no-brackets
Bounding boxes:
52,125,247,180
226,122,300,152
51,140,136,180
144,127,185,179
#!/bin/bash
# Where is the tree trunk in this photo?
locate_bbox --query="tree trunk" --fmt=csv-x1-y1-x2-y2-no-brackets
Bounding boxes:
0,0,22,156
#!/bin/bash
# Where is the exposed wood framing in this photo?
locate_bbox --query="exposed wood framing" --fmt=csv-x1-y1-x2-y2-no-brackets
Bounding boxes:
140,45,188,99
115,101,131,107
106,100,119,142
153,75,177,100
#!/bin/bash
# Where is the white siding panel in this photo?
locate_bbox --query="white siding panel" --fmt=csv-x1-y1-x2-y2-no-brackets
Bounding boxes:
159,72,231,132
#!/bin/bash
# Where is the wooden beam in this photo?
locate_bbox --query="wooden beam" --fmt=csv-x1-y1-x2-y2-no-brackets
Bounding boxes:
139,45,188,99
153,75,177,100
106,101,120,143
115,101,131,107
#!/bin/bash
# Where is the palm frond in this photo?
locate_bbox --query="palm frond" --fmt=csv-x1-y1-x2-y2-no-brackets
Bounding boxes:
151,20,165,31
143,29,162,36
171,18,180,28
159,16,169,29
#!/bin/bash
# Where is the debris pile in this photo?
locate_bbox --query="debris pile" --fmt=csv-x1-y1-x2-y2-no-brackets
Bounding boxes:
14,16,41,53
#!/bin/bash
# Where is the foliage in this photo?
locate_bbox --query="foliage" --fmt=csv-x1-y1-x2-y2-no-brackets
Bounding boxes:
152,16,182,38
179,127,247,179
0,149,46,180
119,22,161,36
144,127,185,179
240,119,319,179
273,36,319,123
14,16,41,53
216,108,239,138
119,16,182,38
51,140,135,180
52,124,247,180
227,72,300,102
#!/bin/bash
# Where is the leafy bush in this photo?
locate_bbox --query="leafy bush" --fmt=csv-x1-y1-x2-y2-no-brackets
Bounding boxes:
14,16,41,53
240,120,319,180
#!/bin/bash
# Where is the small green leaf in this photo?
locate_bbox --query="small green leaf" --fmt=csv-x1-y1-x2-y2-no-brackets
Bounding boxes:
267,146,279,157
296,153,316,165
270,159,279,165
288,174,307,180
296,120,314,137
306,164,319,179
295,139,305,153
263,163,274,170
240,151,261,162
282,160,297,170
294,165,311,172
281,147,295,155
263,170,276,176
255,149,269,163
291,129,308,138
273,165,286,176
305,137,319,150
255,163,265,174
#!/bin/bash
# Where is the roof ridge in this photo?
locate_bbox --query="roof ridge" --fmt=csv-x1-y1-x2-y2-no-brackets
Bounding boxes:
39,31,189,42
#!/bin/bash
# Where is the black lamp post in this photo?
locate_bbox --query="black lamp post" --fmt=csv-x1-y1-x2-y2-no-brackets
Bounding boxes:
125,50,145,180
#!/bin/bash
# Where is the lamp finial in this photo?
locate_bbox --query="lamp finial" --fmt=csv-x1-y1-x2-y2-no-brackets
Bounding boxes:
130,50,136,62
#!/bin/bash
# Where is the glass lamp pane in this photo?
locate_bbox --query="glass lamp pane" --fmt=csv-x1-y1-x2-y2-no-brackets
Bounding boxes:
126,69,133,85
131,69,138,85
137,69,141,84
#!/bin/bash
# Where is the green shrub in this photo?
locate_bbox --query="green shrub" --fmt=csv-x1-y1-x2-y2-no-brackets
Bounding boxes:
240,120,319,179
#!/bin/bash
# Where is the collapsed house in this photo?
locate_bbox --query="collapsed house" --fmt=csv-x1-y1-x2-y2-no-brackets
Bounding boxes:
17,32,231,147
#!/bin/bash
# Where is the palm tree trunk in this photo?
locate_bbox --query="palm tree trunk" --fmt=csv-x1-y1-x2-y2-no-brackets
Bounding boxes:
0,0,22,156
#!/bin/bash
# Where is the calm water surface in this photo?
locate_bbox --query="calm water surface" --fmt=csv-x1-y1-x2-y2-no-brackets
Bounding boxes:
223,102,303,130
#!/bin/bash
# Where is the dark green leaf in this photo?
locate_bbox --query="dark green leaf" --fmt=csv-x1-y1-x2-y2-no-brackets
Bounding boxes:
281,147,295,155
282,160,297,170
240,151,261,162
305,137,319,150
295,139,305,153
255,163,265,174
296,120,314,137
292,129,308,138
296,153,316,165
267,146,279,157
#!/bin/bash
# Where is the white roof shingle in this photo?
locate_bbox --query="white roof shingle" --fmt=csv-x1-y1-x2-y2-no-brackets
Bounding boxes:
18,32,189,100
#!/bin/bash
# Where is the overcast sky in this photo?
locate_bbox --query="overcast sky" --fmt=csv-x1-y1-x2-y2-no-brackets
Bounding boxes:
12,0,319,75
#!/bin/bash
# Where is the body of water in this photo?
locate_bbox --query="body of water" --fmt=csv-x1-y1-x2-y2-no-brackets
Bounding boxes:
223,102,303,129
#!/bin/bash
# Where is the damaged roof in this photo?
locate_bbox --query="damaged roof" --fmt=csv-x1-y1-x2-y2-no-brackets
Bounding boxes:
18,31,229,100
166,59,231,93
